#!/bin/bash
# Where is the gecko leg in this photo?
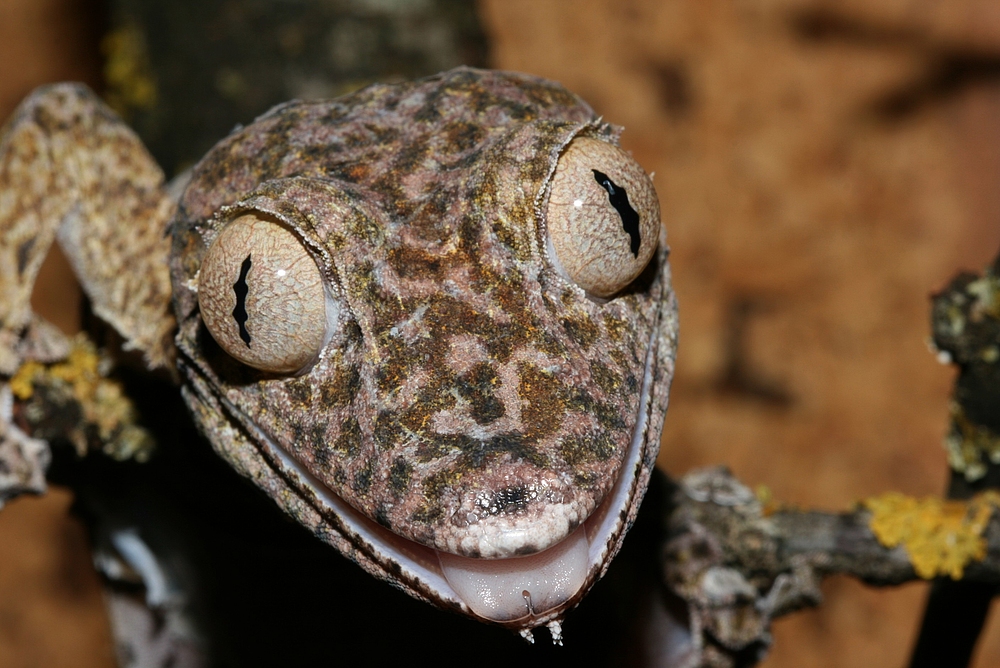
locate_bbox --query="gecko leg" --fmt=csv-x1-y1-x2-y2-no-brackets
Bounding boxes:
0,83,176,374
0,84,177,504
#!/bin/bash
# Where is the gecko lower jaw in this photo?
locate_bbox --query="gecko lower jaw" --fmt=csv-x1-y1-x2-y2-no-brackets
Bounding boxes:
213,320,657,628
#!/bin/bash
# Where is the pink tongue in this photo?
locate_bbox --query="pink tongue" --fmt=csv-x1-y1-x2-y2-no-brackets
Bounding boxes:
437,525,589,622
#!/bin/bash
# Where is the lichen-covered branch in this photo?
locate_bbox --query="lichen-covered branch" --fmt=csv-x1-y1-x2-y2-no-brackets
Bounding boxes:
10,335,154,462
912,249,1000,667
0,333,154,507
660,248,1000,668
659,467,1000,668
931,253,1000,486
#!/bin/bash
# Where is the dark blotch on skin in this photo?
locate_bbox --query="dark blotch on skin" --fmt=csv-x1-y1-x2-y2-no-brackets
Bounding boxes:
589,359,622,396
374,505,392,530
592,169,641,258
518,363,566,441
443,119,485,154
16,237,35,275
285,378,313,404
416,432,474,464
458,433,547,469
353,459,375,496
409,187,454,238
603,313,630,343
332,416,362,458
374,412,405,452
308,424,330,465
412,434,551,527
423,467,463,502
559,432,616,466
392,137,430,175
387,246,443,280
320,364,361,408
565,388,626,431
333,467,347,486
388,458,413,497
609,347,637,373
413,467,464,525
411,505,444,525
457,363,504,425
325,161,371,183
561,315,600,348
232,254,252,347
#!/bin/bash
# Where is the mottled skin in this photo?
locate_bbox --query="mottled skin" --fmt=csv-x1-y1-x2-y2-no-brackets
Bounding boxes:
0,68,678,632
0,85,175,376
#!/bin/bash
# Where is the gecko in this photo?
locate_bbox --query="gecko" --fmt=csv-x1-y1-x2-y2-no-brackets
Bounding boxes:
0,67,678,648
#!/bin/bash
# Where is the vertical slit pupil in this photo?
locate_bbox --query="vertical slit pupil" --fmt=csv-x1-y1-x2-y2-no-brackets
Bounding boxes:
592,169,641,258
233,254,252,347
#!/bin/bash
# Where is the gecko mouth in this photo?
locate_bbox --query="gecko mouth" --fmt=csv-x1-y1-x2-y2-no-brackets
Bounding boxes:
218,320,658,629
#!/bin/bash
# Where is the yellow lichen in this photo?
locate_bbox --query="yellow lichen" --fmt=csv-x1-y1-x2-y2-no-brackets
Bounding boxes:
755,484,781,516
49,338,102,404
865,491,1000,579
10,335,154,461
10,360,44,400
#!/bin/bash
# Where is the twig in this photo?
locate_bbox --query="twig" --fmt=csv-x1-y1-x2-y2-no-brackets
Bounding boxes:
660,466,1000,668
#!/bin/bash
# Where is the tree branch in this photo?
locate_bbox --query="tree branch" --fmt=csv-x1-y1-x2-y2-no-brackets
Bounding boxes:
659,466,1000,667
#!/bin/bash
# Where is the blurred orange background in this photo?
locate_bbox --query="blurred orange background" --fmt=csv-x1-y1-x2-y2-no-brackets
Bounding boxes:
3,0,1000,666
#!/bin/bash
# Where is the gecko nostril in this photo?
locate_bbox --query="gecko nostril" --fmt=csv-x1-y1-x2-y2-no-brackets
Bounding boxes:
475,484,537,517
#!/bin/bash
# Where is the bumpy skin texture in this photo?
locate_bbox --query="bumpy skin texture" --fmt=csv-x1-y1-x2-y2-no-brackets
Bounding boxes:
171,68,676,569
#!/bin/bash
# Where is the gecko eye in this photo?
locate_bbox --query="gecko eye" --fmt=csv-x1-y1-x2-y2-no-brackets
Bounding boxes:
545,137,661,298
198,214,330,374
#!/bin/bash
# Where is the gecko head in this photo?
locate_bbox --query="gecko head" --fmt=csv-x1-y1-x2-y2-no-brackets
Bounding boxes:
170,68,677,631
